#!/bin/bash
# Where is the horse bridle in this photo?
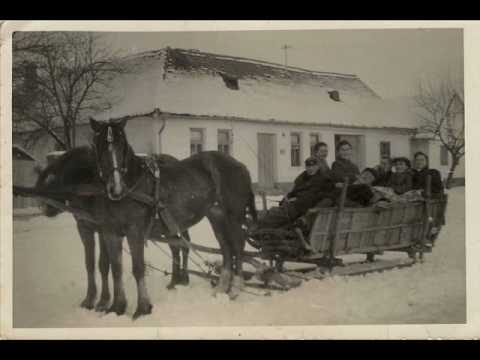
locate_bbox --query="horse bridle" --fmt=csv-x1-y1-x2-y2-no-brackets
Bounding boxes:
92,125,130,196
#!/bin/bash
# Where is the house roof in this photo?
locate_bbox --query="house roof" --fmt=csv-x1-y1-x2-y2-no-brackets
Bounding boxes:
91,48,421,130
13,144,36,161
13,48,422,133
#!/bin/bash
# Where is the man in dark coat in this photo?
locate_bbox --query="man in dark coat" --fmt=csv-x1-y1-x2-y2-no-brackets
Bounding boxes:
256,157,334,229
331,140,360,186
373,156,393,187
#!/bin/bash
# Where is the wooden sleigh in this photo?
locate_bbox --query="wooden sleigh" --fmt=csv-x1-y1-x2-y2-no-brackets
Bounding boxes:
250,175,448,282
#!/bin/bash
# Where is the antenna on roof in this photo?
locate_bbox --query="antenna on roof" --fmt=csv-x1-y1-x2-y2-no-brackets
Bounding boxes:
281,44,293,67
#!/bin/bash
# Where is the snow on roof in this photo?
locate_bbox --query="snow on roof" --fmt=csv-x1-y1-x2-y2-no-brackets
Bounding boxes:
13,48,421,132
91,48,421,130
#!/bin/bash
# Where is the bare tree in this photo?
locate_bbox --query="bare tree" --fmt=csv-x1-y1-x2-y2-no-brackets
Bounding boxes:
13,32,130,150
414,77,465,189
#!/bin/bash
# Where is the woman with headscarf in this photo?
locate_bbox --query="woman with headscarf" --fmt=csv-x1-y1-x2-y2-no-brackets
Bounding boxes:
411,152,444,198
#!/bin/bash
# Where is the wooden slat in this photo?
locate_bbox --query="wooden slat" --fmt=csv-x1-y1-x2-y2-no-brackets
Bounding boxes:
337,221,425,235
319,258,416,277
329,178,349,266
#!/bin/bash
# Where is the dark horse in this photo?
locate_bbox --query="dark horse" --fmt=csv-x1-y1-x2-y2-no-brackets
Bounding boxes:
33,146,192,313
89,115,257,319
34,146,111,311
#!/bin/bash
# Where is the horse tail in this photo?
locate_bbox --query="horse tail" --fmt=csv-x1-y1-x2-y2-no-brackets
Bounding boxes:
247,189,257,222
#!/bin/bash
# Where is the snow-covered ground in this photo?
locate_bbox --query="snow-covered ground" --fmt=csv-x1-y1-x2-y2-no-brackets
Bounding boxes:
12,188,465,328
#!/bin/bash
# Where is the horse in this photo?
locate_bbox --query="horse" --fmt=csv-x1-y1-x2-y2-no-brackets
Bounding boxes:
89,114,257,319
34,146,111,312
33,146,192,314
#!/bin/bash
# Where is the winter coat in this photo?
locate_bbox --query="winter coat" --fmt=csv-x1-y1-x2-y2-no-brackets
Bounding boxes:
412,168,444,197
331,158,360,185
389,171,413,195
285,171,335,214
372,167,393,187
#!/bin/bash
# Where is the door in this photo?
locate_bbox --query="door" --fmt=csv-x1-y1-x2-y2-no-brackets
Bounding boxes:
257,133,276,189
334,134,366,169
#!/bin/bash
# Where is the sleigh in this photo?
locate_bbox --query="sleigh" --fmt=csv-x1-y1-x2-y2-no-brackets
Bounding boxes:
249,176,447,282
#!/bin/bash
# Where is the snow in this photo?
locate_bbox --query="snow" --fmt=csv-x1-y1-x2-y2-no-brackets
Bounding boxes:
92,49,419,130
12,188,465,328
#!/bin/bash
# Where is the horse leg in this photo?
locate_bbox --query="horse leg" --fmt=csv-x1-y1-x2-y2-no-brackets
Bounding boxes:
77,223,97,310
95,231,111,312
226,221,246,300
207,208,233,296
104,231,127,316
179,231,190,286
167,244,181,290
126,225,153,320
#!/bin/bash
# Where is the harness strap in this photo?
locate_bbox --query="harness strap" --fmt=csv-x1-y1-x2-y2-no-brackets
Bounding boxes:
143,157,180,244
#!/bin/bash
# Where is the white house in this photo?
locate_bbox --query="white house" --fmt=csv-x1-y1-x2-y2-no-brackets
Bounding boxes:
14,47,465,194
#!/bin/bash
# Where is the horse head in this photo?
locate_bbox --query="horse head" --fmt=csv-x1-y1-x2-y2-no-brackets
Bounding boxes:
89,109,166,201
89,116,131,201
35,164,63,217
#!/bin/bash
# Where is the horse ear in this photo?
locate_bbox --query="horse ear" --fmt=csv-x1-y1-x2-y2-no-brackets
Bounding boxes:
89,117,102,132
119,116,128,130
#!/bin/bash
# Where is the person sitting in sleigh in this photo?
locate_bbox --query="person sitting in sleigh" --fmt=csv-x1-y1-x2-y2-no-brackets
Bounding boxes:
254,156,335,231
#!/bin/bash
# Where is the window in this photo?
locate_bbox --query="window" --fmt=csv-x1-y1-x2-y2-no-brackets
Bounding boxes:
291,133,301,167
328,90,340,102
220,73,239,90
218,129,231,155
310,133,320,156
380,141,391,160
440,145,449,166
190,128,204,155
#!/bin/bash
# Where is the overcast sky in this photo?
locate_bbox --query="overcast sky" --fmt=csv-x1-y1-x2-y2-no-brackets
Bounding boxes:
102,29,463,99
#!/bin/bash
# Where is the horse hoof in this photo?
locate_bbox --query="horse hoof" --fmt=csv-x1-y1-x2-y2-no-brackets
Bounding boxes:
178,273,190,286
212,269,232,295
107,302,127,316
133,303,153,320
95,299,110,312
80,298,96,310
228,275,244,300
166,282,176,290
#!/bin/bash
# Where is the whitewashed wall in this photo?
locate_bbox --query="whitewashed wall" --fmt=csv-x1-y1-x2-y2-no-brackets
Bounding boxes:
16,116,465,191
123,116,413,185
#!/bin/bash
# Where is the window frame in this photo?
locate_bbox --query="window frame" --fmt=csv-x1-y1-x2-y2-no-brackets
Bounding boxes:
309,133,320,156
190,128,205,155
217,129,232,155
380,141,391,160
290,132,302,167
